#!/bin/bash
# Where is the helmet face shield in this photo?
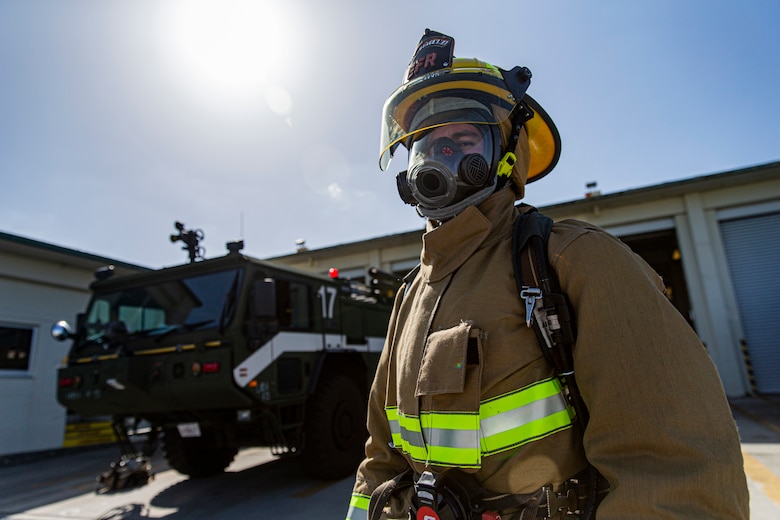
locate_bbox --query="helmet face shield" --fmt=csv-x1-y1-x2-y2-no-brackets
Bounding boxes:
379,64,517,171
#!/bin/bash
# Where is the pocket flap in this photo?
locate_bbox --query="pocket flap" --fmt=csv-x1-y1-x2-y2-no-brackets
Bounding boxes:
415,321,481,396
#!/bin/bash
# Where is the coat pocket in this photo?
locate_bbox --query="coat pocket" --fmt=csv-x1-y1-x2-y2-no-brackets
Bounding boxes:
415,321,483,397
413,321,485,468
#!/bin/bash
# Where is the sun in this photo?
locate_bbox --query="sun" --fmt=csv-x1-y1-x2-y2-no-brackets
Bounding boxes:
156,0,303,116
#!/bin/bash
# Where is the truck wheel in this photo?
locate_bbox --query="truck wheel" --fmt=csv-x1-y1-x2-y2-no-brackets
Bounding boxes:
303,374,367,479
162,427,238,478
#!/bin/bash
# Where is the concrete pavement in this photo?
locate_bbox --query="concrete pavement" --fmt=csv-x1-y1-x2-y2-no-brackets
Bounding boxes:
730,395,780,519
1,395,779,519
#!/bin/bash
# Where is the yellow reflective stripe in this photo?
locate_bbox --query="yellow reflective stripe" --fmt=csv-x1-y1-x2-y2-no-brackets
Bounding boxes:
75,354,119,363
481,377,565,419
385,377,573,467
346,493,370,520
134,344,196,356
420,411,476,430
427,444,480,467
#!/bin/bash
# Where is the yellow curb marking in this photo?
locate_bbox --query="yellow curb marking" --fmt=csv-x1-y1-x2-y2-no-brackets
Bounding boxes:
743,450,780,508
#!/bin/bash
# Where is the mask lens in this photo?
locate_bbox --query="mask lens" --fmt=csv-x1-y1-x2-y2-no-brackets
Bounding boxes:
412,124,488,161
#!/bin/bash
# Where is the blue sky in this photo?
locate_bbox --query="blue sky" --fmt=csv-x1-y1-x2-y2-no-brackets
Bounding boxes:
1,0,778,268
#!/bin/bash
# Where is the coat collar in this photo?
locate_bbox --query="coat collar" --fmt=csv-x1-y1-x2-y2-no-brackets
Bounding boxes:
420,187,517,283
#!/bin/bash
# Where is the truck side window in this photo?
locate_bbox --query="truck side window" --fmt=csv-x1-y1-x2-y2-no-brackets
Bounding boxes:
277,280,311,329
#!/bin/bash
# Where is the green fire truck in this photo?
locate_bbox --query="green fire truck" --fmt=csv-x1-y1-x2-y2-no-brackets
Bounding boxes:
52,226,394,487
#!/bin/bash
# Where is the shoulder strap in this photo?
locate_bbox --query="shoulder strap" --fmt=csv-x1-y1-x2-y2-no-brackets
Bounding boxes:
511,207,588,428
512,208,606,520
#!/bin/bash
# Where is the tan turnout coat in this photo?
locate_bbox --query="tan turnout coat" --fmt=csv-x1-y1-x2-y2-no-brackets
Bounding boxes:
350,187,749,519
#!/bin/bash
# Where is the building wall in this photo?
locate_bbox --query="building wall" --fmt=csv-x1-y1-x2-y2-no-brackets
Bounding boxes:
0,241,143,456
543,174,780,397
0,254,91,455
270,163,780,398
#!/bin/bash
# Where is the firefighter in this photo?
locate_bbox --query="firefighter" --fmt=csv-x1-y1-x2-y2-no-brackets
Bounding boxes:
346,29,749,519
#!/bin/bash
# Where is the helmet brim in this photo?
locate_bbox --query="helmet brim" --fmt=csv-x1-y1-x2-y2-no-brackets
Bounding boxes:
523,94,561,183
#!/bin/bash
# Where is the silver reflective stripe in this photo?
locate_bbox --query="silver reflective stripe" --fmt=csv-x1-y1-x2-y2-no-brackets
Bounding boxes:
426,426,480,450
480,392,568,439
400,424,426,448
388,418,401,436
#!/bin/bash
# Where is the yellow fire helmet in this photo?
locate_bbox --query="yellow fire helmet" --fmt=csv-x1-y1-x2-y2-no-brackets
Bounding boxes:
379,30,561,186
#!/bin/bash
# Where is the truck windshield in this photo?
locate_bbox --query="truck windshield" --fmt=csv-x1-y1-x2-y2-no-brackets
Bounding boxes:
82,268,244,343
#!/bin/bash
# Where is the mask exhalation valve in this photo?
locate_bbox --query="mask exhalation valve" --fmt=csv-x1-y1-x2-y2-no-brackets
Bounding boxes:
458,154,490,187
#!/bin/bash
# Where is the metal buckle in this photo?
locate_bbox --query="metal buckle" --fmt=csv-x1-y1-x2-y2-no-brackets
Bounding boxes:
519,286,542,328
542,485,578,518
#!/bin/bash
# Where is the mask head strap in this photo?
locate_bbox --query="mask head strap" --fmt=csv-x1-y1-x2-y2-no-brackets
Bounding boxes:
495,100,534,190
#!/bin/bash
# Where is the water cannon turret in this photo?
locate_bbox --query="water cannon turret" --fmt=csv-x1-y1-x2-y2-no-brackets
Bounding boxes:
170,221,205,263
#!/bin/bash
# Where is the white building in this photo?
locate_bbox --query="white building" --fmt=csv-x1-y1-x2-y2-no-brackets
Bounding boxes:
270,161,780,398
0,233,144,457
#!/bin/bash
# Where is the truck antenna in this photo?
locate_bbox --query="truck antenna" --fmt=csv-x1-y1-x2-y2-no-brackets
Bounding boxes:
170,221,205,263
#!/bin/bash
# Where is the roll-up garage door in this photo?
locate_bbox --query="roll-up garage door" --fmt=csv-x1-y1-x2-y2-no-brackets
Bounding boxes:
720,212,780,393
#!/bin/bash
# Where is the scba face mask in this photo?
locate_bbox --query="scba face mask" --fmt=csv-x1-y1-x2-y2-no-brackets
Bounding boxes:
396,121,501,220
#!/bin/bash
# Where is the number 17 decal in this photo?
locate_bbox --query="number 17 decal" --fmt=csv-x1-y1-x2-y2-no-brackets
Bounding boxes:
318,285,338,319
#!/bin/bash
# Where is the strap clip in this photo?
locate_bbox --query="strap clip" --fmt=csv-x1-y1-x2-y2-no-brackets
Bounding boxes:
519,286,542,328
496,152,517,177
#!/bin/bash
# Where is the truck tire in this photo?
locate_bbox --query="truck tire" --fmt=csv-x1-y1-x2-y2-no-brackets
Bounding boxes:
162,427,238,478
303,374,367,479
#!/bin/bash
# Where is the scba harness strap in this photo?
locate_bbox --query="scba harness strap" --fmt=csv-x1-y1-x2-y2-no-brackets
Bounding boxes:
511,207,606,520
511,207,586,430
